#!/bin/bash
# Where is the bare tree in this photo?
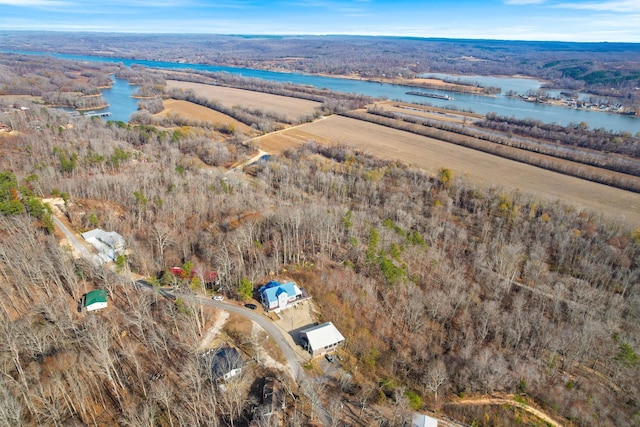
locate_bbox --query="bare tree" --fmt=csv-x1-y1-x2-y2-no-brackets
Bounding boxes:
422,359,448,410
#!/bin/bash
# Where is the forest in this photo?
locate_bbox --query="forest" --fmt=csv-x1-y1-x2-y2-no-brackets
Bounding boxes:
3,31,640,106
1,51,640,427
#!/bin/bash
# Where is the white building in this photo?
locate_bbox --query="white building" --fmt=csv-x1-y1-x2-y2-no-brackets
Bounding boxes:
259,280,303,312
83,289,108,312
81,228,126,263
299,322,345,357
412,413,438,427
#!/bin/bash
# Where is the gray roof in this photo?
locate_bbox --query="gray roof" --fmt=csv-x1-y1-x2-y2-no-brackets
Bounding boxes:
209,347,245,379
300,322,345,351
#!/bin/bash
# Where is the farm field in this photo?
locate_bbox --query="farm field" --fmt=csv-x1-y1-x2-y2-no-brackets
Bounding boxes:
257,115,640,225
155,99,255,134
373,100,481,124
165,80,322,122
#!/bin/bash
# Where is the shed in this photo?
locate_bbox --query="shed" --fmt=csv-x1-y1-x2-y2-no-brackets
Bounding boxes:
299,322,345,357
84,289,108,312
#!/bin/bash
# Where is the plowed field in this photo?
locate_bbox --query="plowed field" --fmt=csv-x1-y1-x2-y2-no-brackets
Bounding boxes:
256,115,640,225
166,80,321,122
156,99,254,134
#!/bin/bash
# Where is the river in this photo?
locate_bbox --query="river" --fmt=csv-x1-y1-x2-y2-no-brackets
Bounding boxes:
7,50,640,133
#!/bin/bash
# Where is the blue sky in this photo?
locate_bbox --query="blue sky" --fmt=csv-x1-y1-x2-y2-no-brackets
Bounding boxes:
1,0,639,42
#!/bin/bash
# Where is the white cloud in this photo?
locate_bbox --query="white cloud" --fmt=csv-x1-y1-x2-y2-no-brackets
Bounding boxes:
504,0,547,5
0,0,70,5
553,0,640,13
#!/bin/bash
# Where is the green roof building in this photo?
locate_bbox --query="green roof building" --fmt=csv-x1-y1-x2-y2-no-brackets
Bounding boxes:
84,289,108,312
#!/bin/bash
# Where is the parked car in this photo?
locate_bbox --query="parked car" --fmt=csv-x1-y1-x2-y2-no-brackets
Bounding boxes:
213,295,224,301
244,303,257,310
325,354,335,363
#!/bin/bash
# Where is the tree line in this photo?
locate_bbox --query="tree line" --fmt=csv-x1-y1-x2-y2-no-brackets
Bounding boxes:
1,56,639,426
345,108,640,193
3,32,639,105
367,106,640,177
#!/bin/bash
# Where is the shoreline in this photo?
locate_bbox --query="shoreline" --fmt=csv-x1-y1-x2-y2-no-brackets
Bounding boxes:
308,71,497,96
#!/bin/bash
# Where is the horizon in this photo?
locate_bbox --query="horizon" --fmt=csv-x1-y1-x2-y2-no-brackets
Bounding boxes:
1,0,639,43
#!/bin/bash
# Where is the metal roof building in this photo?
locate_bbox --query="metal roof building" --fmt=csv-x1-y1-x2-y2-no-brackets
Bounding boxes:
259,280,302,312
299,322,345,357
81,228,125,263
84,289,108,312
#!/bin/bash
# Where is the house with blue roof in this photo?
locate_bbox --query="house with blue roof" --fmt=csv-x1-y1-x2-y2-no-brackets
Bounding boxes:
259,280,303,312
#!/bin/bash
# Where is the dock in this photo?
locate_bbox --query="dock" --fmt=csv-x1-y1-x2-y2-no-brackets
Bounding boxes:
83,111,112,118
69,111,112,118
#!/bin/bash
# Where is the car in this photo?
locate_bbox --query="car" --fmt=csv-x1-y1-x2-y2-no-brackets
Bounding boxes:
213,295,224,301
244,303,257,310
325,354,335,363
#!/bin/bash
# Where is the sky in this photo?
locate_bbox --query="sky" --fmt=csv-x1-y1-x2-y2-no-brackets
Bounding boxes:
1,0,639,43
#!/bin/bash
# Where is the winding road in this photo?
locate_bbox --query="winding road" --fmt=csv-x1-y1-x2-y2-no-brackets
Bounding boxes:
49,202,336,426
186,296,304,381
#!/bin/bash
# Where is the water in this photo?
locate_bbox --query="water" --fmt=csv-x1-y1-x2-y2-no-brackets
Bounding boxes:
422,72,545,95
101,77,140,123
8,50,640,133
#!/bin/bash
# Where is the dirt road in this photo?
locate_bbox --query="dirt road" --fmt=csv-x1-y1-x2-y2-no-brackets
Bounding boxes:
448,395,563,427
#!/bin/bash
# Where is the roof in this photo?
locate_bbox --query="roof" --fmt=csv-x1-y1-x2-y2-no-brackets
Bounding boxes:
412,413,438,427
300,322,345,351
81,228,124,248
260,281,301,303
100,231,125,248
81,228,103,241
170,267,217,282
85,289,107,306
210,347,245,378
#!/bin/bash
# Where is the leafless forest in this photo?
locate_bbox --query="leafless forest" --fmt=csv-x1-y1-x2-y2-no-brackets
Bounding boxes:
3,31,640,106
1,49,640,427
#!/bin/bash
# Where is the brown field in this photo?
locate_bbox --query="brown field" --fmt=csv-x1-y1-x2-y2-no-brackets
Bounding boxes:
165,80,322,121
257,115,640,226
373,101,481,124
156,99,255,134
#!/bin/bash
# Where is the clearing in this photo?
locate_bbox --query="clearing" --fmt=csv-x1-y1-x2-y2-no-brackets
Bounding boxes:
155,99,255,134
256,114,640,225
165,80,322,122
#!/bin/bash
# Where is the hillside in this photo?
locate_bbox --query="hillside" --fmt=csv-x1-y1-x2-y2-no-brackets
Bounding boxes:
1,55,640,427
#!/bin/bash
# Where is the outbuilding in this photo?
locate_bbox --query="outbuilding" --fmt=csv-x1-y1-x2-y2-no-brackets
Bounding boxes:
299,322,345,357
83,289,108,312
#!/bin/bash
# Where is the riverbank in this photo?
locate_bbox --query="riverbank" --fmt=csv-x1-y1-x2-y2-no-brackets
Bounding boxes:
309,71,496,96
509,94,638,118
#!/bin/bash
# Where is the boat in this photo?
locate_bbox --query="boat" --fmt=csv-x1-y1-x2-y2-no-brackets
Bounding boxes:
406,91,454,100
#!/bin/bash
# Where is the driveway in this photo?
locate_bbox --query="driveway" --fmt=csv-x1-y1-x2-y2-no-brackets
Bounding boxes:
51,214,102,265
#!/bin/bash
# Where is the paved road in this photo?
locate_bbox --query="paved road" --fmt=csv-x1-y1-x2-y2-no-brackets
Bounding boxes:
51,215,101,265
51,208,330,425
184,295,304,381
185,295,331,425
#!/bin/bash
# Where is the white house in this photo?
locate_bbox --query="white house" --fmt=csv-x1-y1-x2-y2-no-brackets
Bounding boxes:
299,322,345,357
81,228,126,263
412,413,438,427
259,280,303,312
